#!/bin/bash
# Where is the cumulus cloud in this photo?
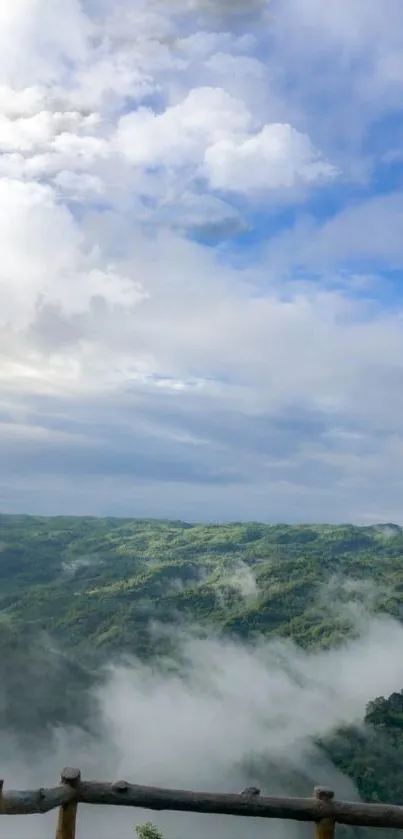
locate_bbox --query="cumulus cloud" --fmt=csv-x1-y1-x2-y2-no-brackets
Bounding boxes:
115,87,335,191
0,0,89,87
205,123,336,191
0,178,145,334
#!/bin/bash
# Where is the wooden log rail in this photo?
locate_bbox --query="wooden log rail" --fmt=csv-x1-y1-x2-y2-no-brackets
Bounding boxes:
2,771,403,839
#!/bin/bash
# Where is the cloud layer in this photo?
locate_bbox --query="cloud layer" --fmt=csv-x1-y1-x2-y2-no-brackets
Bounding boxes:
2,614,403,839
2,0,403,520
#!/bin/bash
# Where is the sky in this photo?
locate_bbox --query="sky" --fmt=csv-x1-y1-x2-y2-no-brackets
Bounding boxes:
2,0,403,522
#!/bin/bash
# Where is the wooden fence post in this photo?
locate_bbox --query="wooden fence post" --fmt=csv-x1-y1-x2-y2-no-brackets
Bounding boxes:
55,768,81,839
314,787,335,839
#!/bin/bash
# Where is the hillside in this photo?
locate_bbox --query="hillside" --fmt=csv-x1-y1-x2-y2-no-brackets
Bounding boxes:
2,514,403,826
321,690,403,806
1,515,403,661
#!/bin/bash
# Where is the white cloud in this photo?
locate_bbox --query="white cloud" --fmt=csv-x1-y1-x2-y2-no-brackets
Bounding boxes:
115,87,335,192
0,0,90,86
0,85,47,118
0,110,98,154
2,616,403,839
0,179,145,332
0,0,402,520
115,87,252,166
205,123,337,191
205,53,266,78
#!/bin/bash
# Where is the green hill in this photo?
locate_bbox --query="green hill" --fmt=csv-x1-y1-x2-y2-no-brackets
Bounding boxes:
2,514,403,824
1,515,403,660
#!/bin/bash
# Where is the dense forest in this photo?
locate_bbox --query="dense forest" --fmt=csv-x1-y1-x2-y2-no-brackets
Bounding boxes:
2,515,403,657
1,514,403,824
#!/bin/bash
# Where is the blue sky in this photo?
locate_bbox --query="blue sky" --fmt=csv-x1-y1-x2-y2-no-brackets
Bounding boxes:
2,0,403,523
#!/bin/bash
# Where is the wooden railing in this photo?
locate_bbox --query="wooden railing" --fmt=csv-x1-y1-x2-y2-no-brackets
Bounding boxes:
1,770,403,839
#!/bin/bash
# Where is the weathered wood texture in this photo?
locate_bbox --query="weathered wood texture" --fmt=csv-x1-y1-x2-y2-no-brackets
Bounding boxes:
1,773,403,830
314,786,335,839
55,768,81,839
76,781,403,828
0,785,75,814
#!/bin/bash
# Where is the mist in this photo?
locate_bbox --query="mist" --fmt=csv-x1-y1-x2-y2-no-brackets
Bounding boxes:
2,613,403,839
215,560,259,603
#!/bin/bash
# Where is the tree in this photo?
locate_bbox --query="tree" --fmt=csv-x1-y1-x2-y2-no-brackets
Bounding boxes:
135,821,164,839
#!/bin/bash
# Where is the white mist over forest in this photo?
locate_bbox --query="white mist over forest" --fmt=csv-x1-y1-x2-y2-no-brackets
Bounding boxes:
2,612,403,839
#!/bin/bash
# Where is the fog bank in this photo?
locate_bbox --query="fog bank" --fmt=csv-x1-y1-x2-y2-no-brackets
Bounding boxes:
2,614,403,839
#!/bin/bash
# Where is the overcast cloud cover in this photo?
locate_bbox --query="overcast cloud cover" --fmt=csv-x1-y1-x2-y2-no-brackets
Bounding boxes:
2,0,403,521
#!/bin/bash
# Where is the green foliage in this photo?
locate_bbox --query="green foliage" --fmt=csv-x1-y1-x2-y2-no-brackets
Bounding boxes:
135,822,164,839
2,515,403,661
366,692,403,729
2,514,403,817
320,690,403,806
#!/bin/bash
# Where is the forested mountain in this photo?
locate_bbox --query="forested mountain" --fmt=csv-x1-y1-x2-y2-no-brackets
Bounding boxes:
1,515,403,659
1,514,403,822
